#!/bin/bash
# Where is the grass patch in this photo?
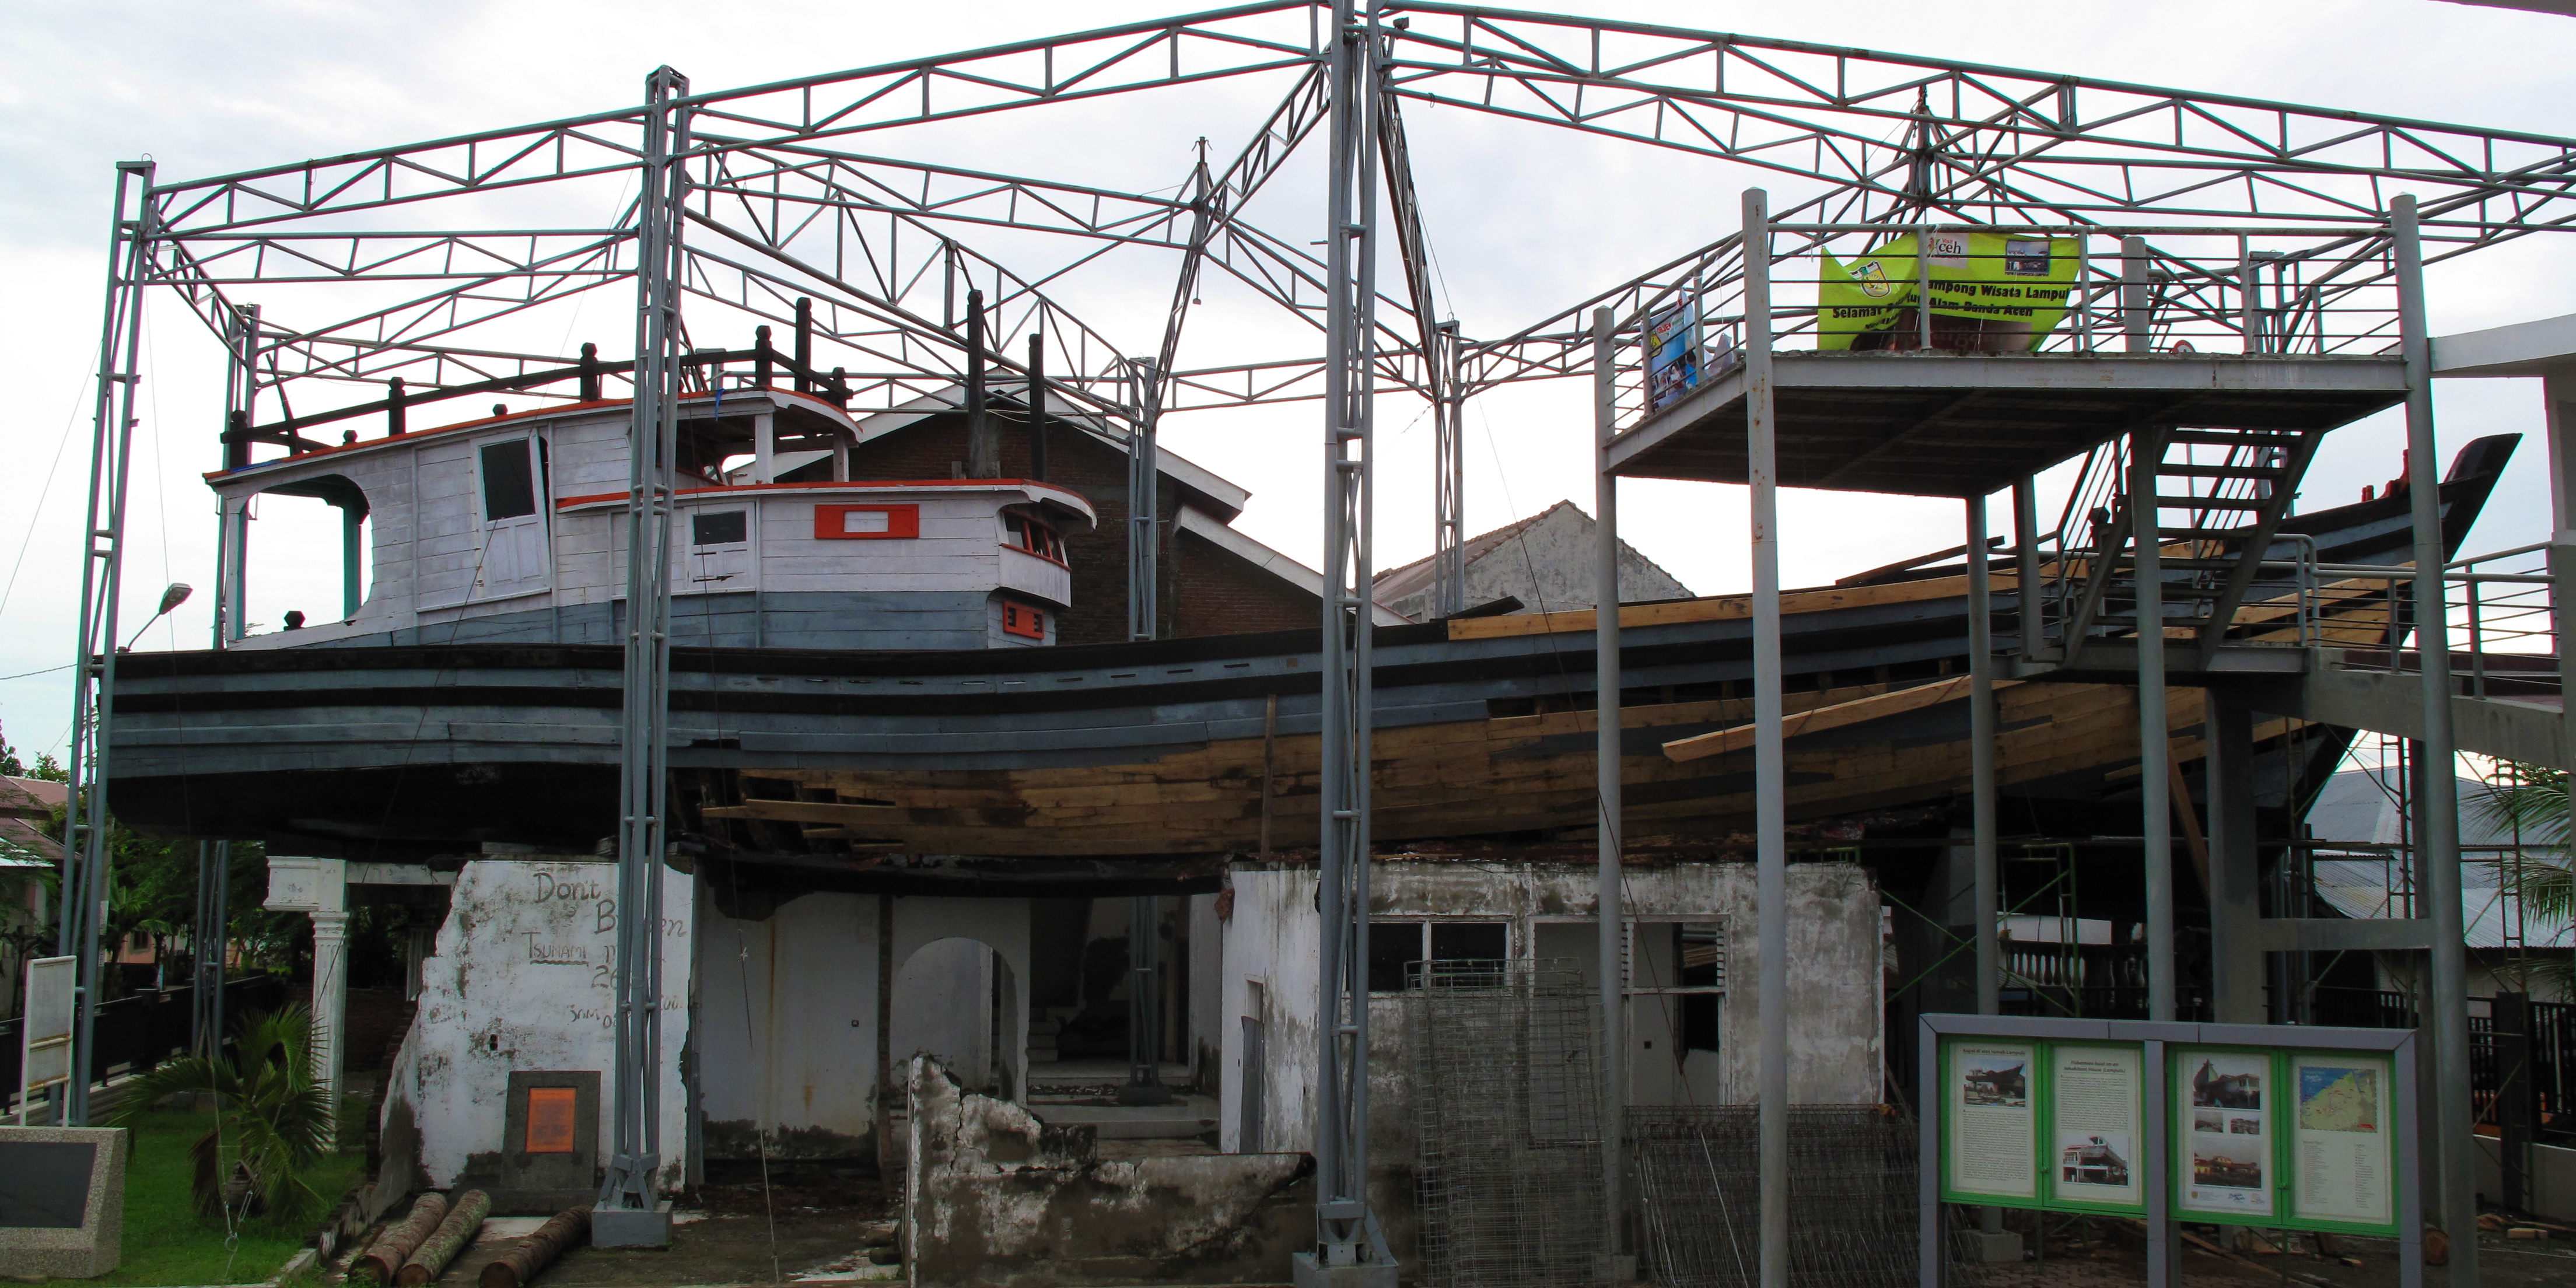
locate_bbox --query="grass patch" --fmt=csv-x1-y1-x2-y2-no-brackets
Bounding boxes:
26,1109,360,1288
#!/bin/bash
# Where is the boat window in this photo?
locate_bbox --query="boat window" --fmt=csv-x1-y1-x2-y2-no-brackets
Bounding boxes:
1002,510,1066,563
999,600,1048,640
480,440,538,522
692,510,749,547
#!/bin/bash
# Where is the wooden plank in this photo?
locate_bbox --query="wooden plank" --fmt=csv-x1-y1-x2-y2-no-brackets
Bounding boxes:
1661,676,2026,762
1447,572,2024,640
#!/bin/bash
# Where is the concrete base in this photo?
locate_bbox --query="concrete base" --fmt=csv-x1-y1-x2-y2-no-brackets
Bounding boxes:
1594,1252,1639,1281
591,1202,672,1249
1290,1251,1399,1288
0,1127,127,1280
1967,1229,2025,1264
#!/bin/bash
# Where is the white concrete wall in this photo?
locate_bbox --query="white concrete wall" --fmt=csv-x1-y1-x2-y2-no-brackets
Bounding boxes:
382,858,695,1192
1219,860,1885,1155
696,891,882,1157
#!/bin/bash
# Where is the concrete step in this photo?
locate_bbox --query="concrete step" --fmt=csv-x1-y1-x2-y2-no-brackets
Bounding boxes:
1034,1098,1220,1140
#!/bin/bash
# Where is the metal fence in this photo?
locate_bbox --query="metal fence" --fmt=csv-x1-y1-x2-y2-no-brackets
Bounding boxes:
1405,958,1606,1288
1629,1104,1964,1288
2306,988,2576,1145
0,974,286,1116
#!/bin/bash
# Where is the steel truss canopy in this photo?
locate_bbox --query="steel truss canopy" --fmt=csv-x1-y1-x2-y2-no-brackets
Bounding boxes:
117,0,2576,457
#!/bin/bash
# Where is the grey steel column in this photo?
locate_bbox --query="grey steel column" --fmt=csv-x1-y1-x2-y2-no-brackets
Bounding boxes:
1128,358,1161,642
190,841,229,1056
2544,374,2575,883
59,159,155,1128
1590,306,1626,1264
1968,495,1999,1017
1742,187,1790,1288
1302,1,1388,1276
1121,895,1171,1104
2393,194,2477,1286
2205,692,2263,1024
2122,236,2151,353
1435,320,1466,618
2132,425,2177,1022
2012,477,2043,660
597,65,690,1247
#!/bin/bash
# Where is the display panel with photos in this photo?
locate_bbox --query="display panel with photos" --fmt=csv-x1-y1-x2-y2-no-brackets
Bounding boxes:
1939,1036,2146,1214
2167,1046,2398,1234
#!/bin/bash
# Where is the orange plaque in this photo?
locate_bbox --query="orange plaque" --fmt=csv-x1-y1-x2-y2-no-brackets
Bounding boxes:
525,1086,578,1154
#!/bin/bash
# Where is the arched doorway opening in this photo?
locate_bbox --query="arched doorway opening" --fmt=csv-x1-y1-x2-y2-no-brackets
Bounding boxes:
891,936,1023,1102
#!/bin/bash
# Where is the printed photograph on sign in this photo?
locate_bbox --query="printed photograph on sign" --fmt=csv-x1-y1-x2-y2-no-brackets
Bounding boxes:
2058,1132,2131,1188
2004,239,2052,276
2193,1110,2225,1133
1962,1055,2028,1107
2191,1055,2262,1110
2193,1144,2264,1190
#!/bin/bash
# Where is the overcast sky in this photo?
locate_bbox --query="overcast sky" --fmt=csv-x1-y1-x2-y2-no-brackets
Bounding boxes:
5,0,2574,763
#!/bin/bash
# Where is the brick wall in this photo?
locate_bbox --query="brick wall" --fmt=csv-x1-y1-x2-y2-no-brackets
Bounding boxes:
844,412,1314,644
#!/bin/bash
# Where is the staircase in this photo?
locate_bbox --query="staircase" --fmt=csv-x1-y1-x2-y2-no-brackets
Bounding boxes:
2057,425,2326,666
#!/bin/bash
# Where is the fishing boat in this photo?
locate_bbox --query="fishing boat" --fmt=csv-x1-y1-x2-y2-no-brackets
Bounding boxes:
100,371,2519,877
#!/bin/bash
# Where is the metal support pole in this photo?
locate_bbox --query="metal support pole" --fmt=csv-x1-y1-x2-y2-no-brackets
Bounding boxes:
1027,333,1048,482
214,303,257,647
596,65,690,1248
1968,495,1999,1020
1743,187,1790,1288
2394,194,2477,1284
2206,691,2263,1024
58,159,155,1129
1590,307,1628,1273
1121,895,1171,1104
2122,236,2151,353
2132,426,2177,1021
1434,320,1466,618
2543,374,2576,891
339,502,362,620
1128,358,1161,643
190,841,229,1056
2013,477,2043,660
965,289,997,478
1299,2,1389,1279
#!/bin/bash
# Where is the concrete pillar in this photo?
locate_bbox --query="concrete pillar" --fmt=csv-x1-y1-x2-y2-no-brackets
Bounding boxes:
2543,374,2575,801
262,857,349,1142
2204,691,2264,1024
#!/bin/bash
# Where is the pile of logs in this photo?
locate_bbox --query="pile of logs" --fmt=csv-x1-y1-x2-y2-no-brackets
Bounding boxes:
345,1192,591,1287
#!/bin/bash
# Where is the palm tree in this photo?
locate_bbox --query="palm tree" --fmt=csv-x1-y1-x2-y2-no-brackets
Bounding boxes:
2472,764,2571,993
107,1006,336,1225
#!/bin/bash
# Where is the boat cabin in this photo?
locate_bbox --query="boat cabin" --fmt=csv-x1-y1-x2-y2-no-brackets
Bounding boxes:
208,387,1096,651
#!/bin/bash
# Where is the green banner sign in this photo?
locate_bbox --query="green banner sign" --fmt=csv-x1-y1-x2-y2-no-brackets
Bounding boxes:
1818,230,2080,351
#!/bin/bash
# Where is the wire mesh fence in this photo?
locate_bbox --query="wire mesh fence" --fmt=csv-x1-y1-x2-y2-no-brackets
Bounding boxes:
1406,958,1607,1288
1630,1104,1983,1288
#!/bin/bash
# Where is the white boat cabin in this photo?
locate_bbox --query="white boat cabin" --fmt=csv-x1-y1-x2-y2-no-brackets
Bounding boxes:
209,387,1094,650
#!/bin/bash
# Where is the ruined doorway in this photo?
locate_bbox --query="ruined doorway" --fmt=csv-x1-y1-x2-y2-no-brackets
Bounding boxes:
891,937,1023,1101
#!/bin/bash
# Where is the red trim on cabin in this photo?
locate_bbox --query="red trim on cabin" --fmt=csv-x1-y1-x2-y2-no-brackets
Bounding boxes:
552,478,1093,513
814,503,921,540
203,387,855,480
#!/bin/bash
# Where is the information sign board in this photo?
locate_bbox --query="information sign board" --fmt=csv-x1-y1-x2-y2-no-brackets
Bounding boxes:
2170,1045,2397,1234
1938,1035,2144,1214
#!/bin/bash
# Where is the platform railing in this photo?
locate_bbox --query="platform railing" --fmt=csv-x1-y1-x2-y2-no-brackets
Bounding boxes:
2262,542,2561,694
1608,221,2413,438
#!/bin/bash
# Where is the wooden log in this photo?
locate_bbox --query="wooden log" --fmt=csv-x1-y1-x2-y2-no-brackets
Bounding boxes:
478,1206,590,1288
396,1188,491,1286
356,1192,450,1284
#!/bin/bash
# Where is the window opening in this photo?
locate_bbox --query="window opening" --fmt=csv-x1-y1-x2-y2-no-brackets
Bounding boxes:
692,510,749,547
1003,509,1067,563
1000,600,1048,640
480,441,537,521
1367,919,1508,992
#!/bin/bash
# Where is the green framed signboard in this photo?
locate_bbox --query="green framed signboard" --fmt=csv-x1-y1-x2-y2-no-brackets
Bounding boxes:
2171,1046,2398,1236
1938,1036,2147,1216
1919,1015,2421,1288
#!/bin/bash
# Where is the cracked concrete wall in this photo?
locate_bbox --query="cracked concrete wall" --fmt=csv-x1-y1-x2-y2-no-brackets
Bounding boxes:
904,1056,1311,1287
379,858,695,1198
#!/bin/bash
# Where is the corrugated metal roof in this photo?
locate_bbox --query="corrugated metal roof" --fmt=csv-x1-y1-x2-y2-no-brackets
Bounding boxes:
2308,855,2572,950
